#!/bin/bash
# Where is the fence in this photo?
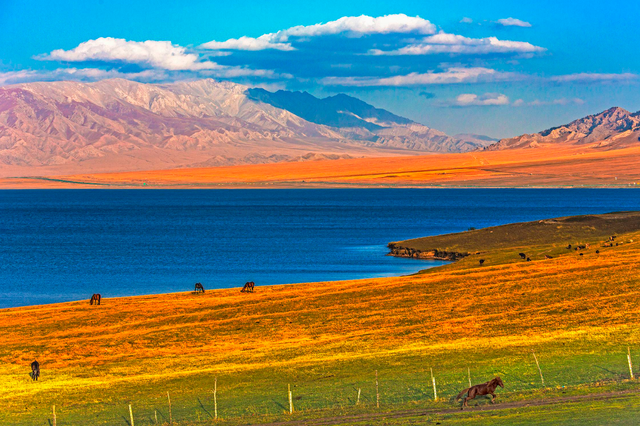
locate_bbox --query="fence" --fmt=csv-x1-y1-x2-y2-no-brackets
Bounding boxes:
36,347,640,425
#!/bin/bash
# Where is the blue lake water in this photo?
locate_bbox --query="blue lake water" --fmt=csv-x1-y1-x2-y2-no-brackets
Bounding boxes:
0,188,639,308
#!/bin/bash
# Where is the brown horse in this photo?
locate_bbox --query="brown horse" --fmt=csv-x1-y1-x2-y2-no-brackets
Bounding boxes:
456,377,504,409
30,360,40,381
241,281,255,293
194,283,205,293
89,294,101,305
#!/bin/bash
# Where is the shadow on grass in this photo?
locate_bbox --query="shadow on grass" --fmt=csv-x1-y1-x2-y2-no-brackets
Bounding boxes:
154,408,168,422
272,398,287,412
197,397,214,419
593,365,623,378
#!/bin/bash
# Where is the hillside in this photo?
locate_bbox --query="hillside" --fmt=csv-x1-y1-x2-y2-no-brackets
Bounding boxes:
2,212,640,425
389,211,640,259
0,79,479,177
488,107,640,150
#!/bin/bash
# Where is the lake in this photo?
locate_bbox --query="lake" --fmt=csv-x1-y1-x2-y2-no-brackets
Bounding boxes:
1,188,638,308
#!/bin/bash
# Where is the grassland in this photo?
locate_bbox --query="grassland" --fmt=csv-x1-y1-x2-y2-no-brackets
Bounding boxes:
2,145,640,189
2,212,640,425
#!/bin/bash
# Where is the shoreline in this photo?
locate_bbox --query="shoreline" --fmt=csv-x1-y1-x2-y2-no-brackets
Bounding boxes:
0,258,443,312
387,242,469,261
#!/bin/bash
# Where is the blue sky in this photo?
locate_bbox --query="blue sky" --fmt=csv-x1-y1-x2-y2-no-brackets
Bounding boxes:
2,0,639,138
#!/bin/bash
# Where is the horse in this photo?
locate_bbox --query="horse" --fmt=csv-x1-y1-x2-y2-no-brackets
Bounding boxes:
89,294,101,305
456,376,504,409
518,253,526,259
478,259,485,266
241,281,255,293
194,283,205,293
30,360,40,381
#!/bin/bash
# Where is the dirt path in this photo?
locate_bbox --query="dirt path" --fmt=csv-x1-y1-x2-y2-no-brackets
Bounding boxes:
251,389,639,426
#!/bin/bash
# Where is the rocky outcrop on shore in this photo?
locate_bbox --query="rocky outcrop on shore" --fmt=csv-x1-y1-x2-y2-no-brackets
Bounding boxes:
387,243,468,261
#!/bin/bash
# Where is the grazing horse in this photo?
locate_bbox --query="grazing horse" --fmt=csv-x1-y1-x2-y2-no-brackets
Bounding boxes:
30,360,40,381
194,282,205,293
89,294,101,305
518,253,526,259
457,377,504,409
241,281,255,293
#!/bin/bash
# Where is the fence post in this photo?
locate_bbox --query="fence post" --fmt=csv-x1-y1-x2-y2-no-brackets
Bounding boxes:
52,404,56,426
431,367,437,401
356,388,361,405
167,391,172,425
154,410,158,424
375,370,380,408
288,384,293,414
467,367,472,388
128,403,135,426
214,376,218,420
532,351,545,387
628,347,635,380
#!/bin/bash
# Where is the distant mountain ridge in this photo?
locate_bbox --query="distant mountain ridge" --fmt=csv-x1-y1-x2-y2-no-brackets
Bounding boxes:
0,78,484,176
487,107,640,150
246,89,412,130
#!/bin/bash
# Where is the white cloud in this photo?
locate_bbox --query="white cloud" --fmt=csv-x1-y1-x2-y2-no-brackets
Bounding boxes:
447,93,510,107
201,36,294,51
0,64,286,87
369,32,545,55
38,37,220,71
34,37,287,82
496,18,532,28
202,14,436,51
550,73,638,83
460,17,473,24
522,98,585,106
0,68,168,86
321,67,521,87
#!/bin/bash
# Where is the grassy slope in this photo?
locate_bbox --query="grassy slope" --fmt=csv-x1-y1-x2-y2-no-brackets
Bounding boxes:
2,213,640,425
391,211,640,254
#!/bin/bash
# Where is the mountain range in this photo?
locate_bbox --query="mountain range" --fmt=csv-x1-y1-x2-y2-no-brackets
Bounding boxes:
2,78,639,179
487,107,640,150
0,79,481,177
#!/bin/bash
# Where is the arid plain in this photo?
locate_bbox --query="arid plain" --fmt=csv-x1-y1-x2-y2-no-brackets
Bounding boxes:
3,144,640,189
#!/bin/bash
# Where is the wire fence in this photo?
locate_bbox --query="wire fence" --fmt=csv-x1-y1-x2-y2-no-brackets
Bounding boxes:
31,346,640,425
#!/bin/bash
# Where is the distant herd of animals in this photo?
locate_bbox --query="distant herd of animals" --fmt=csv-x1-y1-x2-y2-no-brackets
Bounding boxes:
86,281,258,305
478,235,621,266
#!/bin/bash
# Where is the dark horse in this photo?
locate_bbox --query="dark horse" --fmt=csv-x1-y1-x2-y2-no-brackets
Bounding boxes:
241,281,255,293
89,294,101,305
194,283,205,293
30,360,40,381
456,377,504,409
